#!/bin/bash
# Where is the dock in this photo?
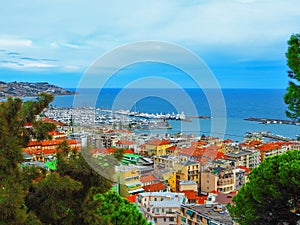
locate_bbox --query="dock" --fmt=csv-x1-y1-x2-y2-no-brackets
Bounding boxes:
244,117,300,126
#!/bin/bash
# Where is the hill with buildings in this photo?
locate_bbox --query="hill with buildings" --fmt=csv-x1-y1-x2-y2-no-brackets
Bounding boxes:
0,81,75,98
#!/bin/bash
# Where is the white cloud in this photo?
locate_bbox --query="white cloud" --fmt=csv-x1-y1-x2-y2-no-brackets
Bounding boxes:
0,37,32,48
0,0,299,80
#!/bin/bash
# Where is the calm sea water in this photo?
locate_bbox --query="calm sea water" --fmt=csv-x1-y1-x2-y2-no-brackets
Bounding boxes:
49,88,299,141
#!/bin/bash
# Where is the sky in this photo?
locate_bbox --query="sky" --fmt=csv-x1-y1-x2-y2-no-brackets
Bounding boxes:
0,0,300,89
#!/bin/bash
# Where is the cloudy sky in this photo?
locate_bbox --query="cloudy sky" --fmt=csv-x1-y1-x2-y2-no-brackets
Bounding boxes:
0,0,299,88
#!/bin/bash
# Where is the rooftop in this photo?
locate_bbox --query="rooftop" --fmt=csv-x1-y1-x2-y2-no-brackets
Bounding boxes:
143,182,167,192
146,139,171,146
182,204,233,225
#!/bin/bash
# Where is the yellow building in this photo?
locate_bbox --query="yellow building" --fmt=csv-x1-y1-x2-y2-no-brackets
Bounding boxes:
174,161,200,191
163,171,177,192
115,165,144,197
145,139,172,156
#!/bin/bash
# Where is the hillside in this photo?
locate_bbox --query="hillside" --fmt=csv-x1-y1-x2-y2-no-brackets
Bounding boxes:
0,81,75,98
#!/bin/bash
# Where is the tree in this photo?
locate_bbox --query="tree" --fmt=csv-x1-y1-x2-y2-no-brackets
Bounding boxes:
0,94,54,225
228,150,300,225
26,173,82,224
284,34,300,121
93,190,151,225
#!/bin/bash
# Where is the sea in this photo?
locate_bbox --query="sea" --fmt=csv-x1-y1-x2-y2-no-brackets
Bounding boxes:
40,88,300,141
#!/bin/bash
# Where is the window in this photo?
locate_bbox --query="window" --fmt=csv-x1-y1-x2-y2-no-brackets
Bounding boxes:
162,208,164,213
164,218,166,222
156,208,159,213
169,217,174,221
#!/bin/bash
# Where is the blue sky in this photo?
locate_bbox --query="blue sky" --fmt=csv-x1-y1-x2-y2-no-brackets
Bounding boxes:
0,0,300,89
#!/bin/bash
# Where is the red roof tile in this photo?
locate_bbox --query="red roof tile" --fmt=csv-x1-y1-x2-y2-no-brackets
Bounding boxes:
197,196,207,204
146,139,171,146
40,117,66,126
124,194,138,203
181,190,197,200
116,140,135,145
238,165,251,173
142,182,167,192
124,149,134,154
140,174,158,183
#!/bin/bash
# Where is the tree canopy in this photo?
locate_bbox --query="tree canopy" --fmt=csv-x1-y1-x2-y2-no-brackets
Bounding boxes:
0,94,149,225
228,150,300,225
284,33,300,121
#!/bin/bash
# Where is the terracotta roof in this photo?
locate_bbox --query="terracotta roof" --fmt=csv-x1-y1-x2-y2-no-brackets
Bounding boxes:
49,131,66,136
223,139,233,143
238,165,251,173
146,139,171,146
24,122,33,127
124,149,134,154
116,140,135,145
257,142,282,152
181,190,197,200
27,139,79,147
166,146,177,151
197,196,207,204
124,194,138,203
140,174,158,183
40,117,66,126
142,182,167,192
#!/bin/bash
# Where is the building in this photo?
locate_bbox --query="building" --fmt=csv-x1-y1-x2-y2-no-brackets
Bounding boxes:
115,139,136,150
115,164,144,196
179,180,198,204
175,161,201,191
178,204,234,225
144,139,172,156
290,141,300,150
137,192,186,225
225,149,260,169
140,174,159,187
257,142,290,161
235,166,250,190
23,139,80,162
153,155,179,169
201,166,236,194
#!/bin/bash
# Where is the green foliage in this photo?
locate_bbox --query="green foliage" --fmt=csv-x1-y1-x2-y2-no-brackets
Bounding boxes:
26,173,82,224
0,94,149,224
0,94,54,224
284,34,300,121
93,190,151,225
228,150,300,225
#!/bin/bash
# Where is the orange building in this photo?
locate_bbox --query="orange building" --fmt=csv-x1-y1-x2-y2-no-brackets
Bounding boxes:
23,139,81,162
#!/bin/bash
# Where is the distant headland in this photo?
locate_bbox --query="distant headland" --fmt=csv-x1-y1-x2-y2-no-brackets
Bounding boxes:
0,81,75,98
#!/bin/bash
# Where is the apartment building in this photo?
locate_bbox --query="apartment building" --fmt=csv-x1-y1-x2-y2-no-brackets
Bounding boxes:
201,167,236,194
178,204,234,225
137,192,186,225
225,149,260,169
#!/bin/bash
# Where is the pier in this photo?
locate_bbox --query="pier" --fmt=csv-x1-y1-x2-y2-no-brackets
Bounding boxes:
244,117,300,126
246,131,293,141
